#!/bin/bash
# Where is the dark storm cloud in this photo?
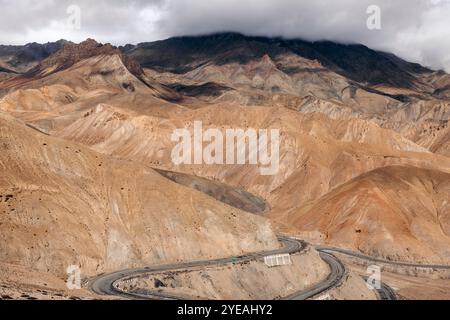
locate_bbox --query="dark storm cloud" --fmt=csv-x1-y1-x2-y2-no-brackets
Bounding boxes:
0,0,449,71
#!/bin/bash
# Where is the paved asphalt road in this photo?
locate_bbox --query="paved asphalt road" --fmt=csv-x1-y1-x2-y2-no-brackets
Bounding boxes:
90,237,419,300
90,236,307,300
90,237,385,300
316,248,397,300
317,246,450,270
317,246,450,301
377,281,398,300
283,251,346,300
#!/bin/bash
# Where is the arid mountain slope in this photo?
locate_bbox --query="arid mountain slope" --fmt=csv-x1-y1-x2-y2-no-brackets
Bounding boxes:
273,166,450,264
27,39,144,78
0,40,69,73
0,111,278,278
124,32,430,90
0,43,182,129
143,46,405,116
2,36,450,268
132,33,450,155
55,103,450,212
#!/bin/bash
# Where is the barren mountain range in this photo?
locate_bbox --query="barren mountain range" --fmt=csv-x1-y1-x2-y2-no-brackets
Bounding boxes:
1,33,450,299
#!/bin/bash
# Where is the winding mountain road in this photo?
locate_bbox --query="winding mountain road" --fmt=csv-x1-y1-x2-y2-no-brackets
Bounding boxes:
375,279,398,300
317,246,450,270
316,248,397,300
284,251,346,300
317,246,450,300
89,237,404,301
90,236,308,300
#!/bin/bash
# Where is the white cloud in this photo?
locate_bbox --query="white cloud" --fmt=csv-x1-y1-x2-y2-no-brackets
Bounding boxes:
0,0,449,71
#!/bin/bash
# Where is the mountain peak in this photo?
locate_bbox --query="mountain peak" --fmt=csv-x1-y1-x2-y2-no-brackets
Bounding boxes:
81,38,99,45
261,53,275,65
130,33,433,89
25,38,143,78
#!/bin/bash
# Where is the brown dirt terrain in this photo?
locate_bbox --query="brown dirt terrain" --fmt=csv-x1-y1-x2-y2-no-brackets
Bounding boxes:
115,248,368,300
276,166,450,264
0,111,279,280
1,36,450,299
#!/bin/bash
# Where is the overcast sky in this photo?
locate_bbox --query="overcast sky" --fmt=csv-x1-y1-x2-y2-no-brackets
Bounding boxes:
1,0,449,71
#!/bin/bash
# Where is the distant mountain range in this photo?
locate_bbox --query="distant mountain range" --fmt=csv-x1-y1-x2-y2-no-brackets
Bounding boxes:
121,32,434,89
0,40,70,72
0,33,440,88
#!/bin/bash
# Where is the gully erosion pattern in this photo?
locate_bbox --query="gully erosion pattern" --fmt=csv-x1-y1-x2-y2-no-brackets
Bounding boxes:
89,236,397,300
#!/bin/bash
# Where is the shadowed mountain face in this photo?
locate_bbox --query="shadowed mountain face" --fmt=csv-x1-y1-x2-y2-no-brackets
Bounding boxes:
127,33,450,160
123,32,431,89
156,169,268,214
20,39,144,81
0,40,70,73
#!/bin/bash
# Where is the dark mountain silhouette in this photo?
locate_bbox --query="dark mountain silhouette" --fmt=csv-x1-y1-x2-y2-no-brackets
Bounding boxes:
123,32,433,89
0,40,71,72
25,39,143,78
